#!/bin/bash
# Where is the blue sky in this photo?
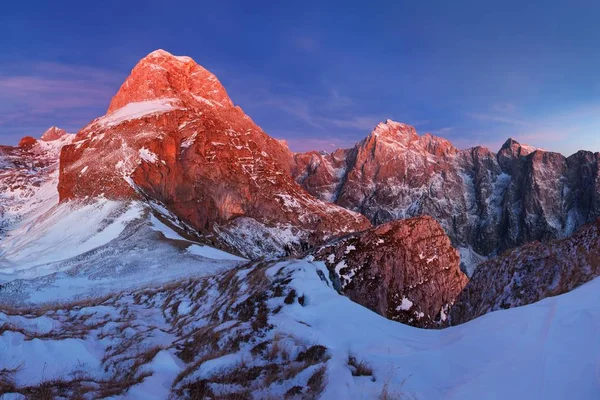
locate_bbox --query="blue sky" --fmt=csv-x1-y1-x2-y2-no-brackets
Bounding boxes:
1,0,599,155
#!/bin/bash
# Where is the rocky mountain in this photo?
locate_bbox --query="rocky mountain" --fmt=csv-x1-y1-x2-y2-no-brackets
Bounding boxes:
58,50,370,259
313,216,468,328
2,48,600,399
1,50,597,328
0,51,471,331
450,218,600,325
294,120,600,274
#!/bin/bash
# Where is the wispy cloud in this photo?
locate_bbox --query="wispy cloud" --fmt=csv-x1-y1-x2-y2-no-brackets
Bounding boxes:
284,135,359,152
429,126,454,135
0,61,123,142
466,112,533,127
321,116,383,131
220,73,403,152
462,102,600,155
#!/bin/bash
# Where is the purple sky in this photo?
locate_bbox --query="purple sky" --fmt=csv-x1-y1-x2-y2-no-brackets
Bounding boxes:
1,1,599,155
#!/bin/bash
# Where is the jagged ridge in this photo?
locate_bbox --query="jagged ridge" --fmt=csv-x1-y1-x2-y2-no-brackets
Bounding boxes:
294,121,600,273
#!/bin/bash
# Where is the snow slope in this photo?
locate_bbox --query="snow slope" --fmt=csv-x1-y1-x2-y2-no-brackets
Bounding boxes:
0,199,144,272
1,259,598,399
0,198,246,304
285,260,600,400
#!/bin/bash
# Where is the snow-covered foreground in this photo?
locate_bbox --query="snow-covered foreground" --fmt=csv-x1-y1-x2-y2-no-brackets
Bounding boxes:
1,258,598,399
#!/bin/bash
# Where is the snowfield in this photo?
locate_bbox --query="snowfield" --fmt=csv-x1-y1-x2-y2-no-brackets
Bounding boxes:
0,200,144,272
94,99,181,128
0,199,246,304
1,258,598,399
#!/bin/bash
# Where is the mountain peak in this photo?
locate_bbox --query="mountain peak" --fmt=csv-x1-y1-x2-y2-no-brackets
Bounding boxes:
370,120,418,140
140,49,196,64
500,137,539,156
501,137,520,150
107,50,233,113
41,126,67,142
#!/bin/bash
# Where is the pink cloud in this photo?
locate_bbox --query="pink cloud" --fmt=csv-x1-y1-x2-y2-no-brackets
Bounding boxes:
0,62,123,134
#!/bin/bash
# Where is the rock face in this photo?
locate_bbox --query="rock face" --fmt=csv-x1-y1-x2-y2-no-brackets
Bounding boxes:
313,216,468,328
58,50,370,258
294,121,600,274
450,218,600,325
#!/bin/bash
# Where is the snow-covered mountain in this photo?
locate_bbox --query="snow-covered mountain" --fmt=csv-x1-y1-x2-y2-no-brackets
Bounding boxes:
294,120,600,274
0,125,246,304
1,50,461,327
1,49,599,399
58,49,370,260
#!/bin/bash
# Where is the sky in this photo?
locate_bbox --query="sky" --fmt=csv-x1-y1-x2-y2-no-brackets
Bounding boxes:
1,0,599,155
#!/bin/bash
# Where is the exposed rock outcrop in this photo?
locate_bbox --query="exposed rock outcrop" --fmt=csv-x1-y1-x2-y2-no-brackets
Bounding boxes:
313,216,468,328
17,136,37,149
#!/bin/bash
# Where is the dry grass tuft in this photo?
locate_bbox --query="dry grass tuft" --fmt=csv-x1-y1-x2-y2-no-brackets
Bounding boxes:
306,365,328,397
284,289,297,304
296,345,328,365
348,354,374,377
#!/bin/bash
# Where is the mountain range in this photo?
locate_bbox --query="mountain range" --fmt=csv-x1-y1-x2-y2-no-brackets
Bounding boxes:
0,49,598,399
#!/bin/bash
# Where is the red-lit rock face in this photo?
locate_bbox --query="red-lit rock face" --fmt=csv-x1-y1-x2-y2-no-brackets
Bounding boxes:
314,216,468,328
58,50,370,257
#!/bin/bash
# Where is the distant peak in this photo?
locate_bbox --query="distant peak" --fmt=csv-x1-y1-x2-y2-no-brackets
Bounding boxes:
501,138,520,150
371,120,417,138
381,119,412,129
41,126,67,142
499,137,541,157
